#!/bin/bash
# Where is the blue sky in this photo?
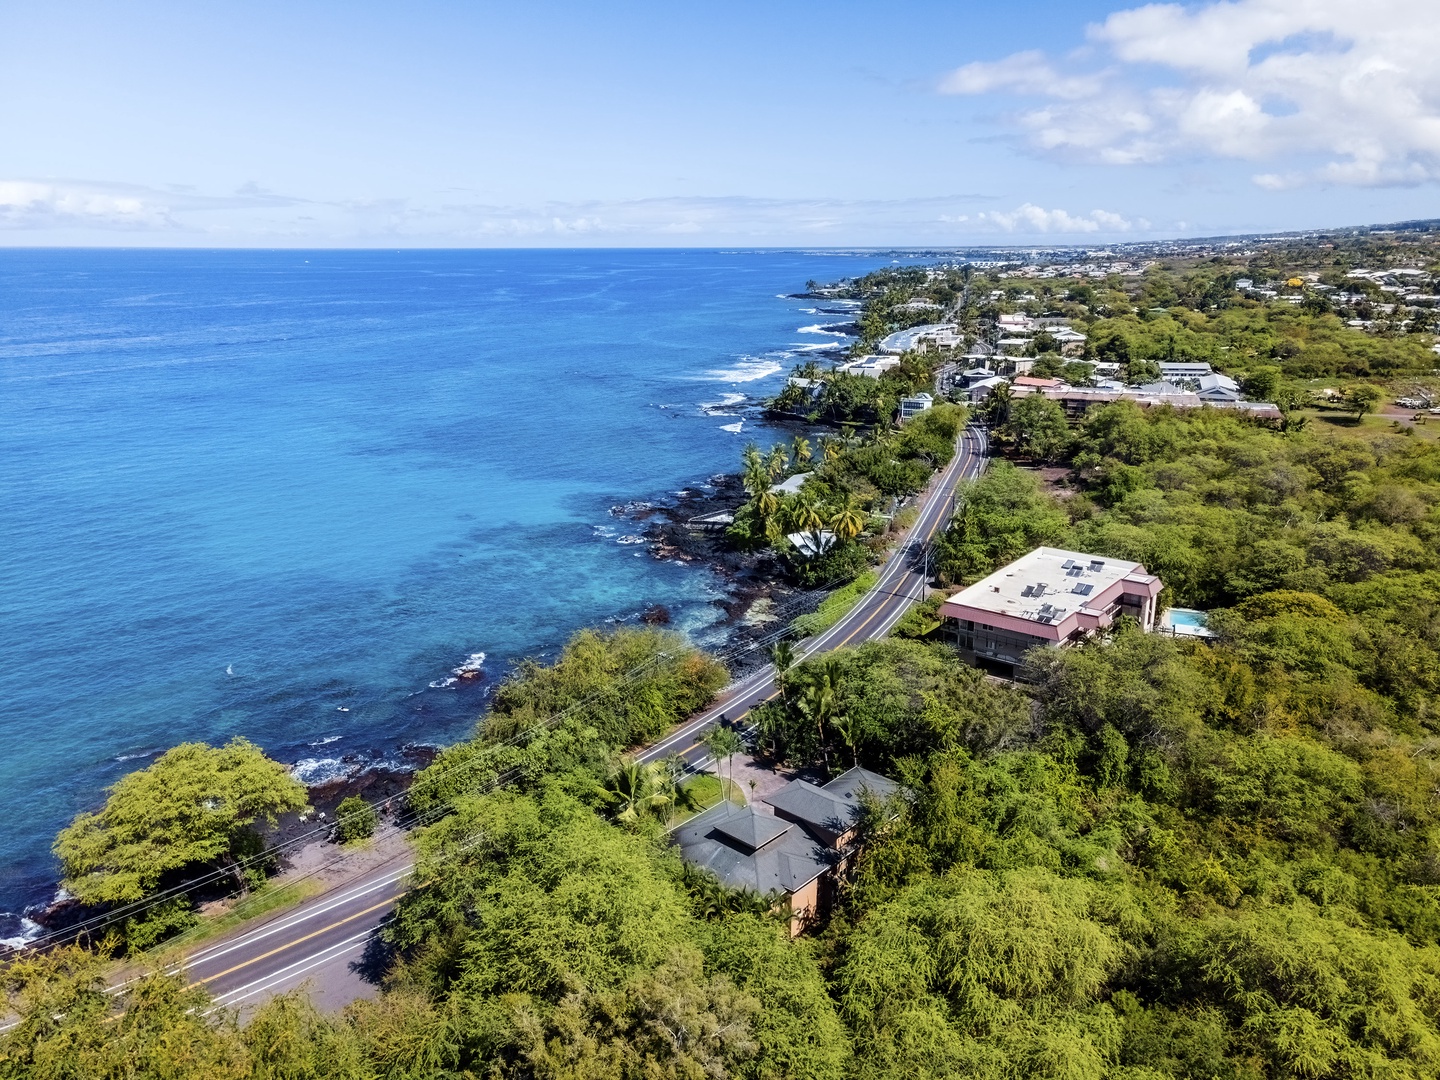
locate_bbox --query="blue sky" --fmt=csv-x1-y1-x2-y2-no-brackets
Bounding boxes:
2,0,1437,246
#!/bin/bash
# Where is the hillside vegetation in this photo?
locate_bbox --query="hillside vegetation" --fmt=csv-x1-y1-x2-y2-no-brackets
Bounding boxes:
11,238,1440,1079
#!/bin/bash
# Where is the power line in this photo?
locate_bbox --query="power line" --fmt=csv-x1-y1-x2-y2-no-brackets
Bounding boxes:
19,426,986,957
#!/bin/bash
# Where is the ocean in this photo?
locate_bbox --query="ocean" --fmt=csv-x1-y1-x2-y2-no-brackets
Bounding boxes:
0,247,910,937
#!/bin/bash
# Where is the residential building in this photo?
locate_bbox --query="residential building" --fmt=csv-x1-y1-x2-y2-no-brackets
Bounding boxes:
878,323,956,355
770,472,811,496
1195,372,1241,402
786,376,823,403
966,375,1008,403
939,547,1164,676
1137,380,1186,396
1158,362,1213,381
898,392,934,422
1007,382,1281,421
674,766,899,934
837,355,900,378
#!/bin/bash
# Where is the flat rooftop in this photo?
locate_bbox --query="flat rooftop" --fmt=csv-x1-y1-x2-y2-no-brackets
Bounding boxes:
941,546,1153,630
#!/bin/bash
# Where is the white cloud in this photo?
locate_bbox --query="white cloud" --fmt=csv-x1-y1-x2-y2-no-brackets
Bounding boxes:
939,51,1106,100
977,203,1143,234
940,0,1440,187
0,179,304,231
0,181,176,229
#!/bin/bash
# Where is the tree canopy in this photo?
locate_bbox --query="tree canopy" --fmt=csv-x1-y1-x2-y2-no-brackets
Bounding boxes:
52,738,308,906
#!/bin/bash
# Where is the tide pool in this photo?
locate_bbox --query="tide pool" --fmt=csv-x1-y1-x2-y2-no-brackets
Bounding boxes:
0,247,908,931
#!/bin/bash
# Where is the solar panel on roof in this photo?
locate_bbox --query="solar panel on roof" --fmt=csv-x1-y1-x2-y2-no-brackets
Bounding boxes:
1061,559,1074,569
1067,566,1083,577
1090,560,1104,571
1073,582,1093,595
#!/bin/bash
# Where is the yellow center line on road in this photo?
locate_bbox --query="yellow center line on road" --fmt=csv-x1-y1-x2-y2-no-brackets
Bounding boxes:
187,892,405,989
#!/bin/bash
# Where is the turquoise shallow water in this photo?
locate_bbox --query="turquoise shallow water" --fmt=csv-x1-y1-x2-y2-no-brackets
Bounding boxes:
0,247,908,932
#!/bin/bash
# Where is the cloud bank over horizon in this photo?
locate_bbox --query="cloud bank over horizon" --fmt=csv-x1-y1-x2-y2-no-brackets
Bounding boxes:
0,182,1164,247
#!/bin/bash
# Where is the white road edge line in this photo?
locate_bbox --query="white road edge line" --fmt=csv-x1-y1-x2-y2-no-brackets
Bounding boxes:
206,928,379,1009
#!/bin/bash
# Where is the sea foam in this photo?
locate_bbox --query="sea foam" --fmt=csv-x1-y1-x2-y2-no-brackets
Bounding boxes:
697,358,783,383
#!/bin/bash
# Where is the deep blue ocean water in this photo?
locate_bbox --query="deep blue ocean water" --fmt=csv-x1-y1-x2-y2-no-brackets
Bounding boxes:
0,247,910,934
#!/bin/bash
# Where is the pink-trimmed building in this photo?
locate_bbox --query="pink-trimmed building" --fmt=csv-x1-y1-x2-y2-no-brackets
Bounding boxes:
939,547,1164,676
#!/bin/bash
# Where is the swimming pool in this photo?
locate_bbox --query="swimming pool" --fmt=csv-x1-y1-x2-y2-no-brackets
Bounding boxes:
1161,608,1214,637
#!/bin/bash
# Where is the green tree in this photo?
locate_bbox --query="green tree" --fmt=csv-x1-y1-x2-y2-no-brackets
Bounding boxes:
53,738,308,906
332,795,377,844
1003,393,1072,463
1345,383,1384,419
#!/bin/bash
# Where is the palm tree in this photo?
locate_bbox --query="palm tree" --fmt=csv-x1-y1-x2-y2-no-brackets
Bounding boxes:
791,498,825,534
987,382,1013,425
741,442,764,476
788,497,828,556
605,759,669,823
799,656,850,775
754,487,779,518
830,711,859,768
797,677,835,776
820,437,843,466
766,444,789,479
702,725,745,803
829,496,867,542
791,436,812,466
770,639,796,708
742,458,771,501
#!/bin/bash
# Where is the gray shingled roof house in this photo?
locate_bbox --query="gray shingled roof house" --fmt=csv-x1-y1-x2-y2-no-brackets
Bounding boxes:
673,766,899,933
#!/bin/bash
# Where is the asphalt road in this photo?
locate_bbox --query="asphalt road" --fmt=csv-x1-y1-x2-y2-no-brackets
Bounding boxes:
174,423,991,1010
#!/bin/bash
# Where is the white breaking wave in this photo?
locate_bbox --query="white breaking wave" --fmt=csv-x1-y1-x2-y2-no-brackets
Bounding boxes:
0,915,42,951
453,652,486,676
290,757,352,784
792,341,847,352
797,323,848,337
696,358,783,383
700,392,746,410
720,421,744,434
310,735,342,746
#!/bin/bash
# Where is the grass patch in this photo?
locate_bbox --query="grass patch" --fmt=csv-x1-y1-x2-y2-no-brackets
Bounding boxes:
666,773,745,829
152,878,325,956
791,571,877,637
891,505,920,531
892,592,947,640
